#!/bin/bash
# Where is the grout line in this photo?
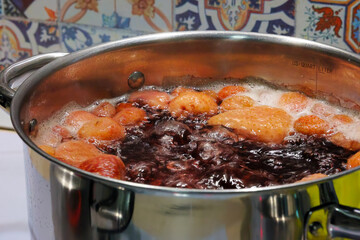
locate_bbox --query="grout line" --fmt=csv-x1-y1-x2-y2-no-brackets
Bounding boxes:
1,2,153,37
57,0,61,25
173,0,176,31
58,0,63,52
2,15,57,25
58,19,149,34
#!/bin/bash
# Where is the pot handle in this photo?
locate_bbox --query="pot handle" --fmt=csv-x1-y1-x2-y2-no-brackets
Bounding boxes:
0,52,68,111
305,203,360,239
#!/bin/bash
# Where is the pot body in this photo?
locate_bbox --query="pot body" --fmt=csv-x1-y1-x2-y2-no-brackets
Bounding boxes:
24,148,360,240
3,32,360,239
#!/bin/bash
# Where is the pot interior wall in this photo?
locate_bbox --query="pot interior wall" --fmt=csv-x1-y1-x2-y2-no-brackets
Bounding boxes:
18,36,360,135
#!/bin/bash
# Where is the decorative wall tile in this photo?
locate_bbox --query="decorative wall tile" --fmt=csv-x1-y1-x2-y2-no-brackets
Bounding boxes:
33,22,60,53
60,0,124,28
60,23,144,53
0,18,60,70
60,0,172,32
347,1,360,53
4,0,57,21
118,0,173,32
1,0,360,74
295,0,359,53
175,0,295,35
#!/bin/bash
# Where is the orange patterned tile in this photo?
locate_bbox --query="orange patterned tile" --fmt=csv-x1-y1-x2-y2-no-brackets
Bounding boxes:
296,0,360,53
60,0,172,32
175,0,295,35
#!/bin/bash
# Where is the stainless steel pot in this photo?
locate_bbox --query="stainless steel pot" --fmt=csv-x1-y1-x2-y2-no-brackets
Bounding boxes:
1,32,360,240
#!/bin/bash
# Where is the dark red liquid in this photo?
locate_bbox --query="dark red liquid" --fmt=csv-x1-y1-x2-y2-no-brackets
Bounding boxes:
102,106,353,189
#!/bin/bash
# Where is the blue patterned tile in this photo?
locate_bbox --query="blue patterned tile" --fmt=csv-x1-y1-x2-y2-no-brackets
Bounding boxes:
118,0,173,32
295,0,356,53
4,0,22,17
0,19,32,69
4,0,57,21
0,19,60,70
60,0,131,29
101,11,131,29
32,22,60,53
60,23,145,53
351,2,360,52
175,0,295,36
60,0,172,32
0,0,3,15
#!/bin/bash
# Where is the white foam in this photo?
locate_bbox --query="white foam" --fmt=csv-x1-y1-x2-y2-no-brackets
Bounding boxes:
32,102,82,146
33,81,360,146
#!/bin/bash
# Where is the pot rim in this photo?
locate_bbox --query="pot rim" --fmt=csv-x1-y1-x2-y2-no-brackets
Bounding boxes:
10,31,360,196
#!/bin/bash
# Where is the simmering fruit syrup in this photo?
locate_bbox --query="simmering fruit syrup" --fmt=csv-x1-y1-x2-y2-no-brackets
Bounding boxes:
33,83,360,189
109,108,352,189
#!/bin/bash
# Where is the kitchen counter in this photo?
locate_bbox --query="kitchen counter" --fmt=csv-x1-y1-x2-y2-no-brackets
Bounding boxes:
0,129,31,240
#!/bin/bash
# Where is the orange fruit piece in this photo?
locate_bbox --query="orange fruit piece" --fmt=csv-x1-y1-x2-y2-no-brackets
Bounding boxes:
218,86,246,100
115,102,133,112
329,132,360,151
39,145,56,157
64,110,97,131
332,114,353,126
310,103,334,118
78,154,126,180
113,107,147,126
278,92,309,113
78,117,126,142
55,140,102,167
208,106,292,144
129,90,170,110
294,115,330,135
202,90,219,103
171,87,195,97
296,173,327,183
220,95,255,111
92,102,116,117
347,151,360,169
169,91,218,118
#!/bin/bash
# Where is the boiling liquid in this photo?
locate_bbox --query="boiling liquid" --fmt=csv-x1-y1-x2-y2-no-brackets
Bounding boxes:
112,107,352,189
32,83,360,189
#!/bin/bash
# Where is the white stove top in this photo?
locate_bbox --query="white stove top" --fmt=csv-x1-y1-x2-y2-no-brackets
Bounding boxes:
0,130,30,240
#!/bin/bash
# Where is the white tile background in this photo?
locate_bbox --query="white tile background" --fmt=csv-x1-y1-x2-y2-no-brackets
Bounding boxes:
0,130,30,240
0,110,12,129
